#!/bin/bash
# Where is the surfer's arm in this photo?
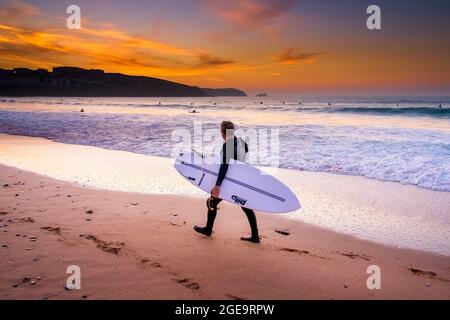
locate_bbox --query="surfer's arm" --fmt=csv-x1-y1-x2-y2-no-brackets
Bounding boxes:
216,142,231,187
216,163,229,187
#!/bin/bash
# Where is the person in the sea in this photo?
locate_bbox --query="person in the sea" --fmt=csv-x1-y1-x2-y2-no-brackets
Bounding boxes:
194,121,260,243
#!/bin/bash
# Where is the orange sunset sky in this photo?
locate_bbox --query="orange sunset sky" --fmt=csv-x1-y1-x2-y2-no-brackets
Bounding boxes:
0,0,449,95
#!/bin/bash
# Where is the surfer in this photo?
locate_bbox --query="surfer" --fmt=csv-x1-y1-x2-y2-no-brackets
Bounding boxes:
194,121,260,243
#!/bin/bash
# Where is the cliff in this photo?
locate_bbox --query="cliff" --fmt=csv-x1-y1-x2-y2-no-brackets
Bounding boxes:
0,67,246,97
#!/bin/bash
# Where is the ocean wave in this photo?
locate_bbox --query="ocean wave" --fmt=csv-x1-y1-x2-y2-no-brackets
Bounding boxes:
319,106,450,118
1,109,449,192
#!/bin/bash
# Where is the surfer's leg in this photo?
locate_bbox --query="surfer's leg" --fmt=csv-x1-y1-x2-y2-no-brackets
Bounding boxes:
206,197,221,231
194,197,222,237
241,207,260,243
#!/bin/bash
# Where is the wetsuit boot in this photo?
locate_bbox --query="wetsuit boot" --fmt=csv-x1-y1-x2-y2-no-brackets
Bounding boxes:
240,208,260,243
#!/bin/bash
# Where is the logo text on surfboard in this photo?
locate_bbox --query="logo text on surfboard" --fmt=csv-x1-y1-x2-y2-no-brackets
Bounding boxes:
232,195,247,206
197,173,205,186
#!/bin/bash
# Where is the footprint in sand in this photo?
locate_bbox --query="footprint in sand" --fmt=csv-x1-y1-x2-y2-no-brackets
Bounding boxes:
281,247,309,255
339,251,371,261
40,226,61,235
174,278,200,290
408,267,450,283
275,229,290,236
42,292,60,300
150,262,162,268
408,267,437,278
139,257,162,268
169,222,182,227
79,234,124,255
225,293,246,300
280,247,329,260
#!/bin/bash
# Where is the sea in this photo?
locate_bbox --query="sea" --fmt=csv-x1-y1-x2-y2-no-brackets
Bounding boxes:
1,95,449,192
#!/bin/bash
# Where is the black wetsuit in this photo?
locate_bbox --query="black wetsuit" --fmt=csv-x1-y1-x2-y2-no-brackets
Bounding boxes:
202,136,259,239
216,136,248,187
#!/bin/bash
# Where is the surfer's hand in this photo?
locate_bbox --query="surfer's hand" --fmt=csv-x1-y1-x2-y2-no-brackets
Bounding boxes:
211,186,221,198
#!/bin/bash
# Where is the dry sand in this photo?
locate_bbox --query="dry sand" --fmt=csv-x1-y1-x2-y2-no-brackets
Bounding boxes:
1,164,449,299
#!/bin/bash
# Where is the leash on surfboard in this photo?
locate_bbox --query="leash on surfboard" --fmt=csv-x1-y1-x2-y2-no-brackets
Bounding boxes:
191,147,212,186
192,148,218,210
190,148,205,182
191,148,204,158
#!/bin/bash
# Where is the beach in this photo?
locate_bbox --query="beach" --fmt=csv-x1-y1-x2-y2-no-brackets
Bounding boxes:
1,134,449,299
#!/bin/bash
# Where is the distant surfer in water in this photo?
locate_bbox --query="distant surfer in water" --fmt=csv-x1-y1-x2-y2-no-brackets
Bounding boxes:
194,121,260,243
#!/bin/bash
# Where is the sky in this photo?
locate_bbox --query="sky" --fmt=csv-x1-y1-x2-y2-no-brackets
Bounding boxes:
0,0,449,95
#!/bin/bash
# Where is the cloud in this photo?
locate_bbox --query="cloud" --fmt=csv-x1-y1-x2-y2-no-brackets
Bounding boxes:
206,0,297,28
0,1,241,78
202,31,229,42
195,53,235,67
0,0,41,23
0,20,238,78
274,48,322,64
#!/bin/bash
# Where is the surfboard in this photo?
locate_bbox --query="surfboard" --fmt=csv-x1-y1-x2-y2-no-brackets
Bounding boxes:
174,150,301,213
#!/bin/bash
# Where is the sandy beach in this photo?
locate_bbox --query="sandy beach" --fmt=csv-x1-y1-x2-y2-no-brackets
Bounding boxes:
1,134,449,300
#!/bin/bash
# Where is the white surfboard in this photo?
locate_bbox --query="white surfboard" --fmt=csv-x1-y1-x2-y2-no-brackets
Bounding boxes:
174,150,301,213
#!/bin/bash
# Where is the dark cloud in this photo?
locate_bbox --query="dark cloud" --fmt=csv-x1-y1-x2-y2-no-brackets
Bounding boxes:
0,0,41,24
274,48,323,64
195,53,235,67
207,0,297,28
